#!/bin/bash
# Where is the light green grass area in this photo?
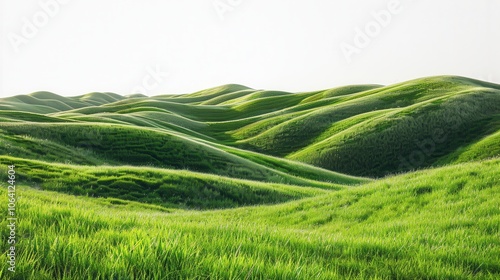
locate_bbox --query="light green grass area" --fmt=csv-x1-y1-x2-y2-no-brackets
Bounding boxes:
0,159,498,279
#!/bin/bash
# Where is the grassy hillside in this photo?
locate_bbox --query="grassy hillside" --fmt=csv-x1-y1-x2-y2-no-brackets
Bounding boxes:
288,88,500,176
436,130,500,165
240,77,500,176
0,156,326,210
0,158,498,279
2,76,498,177
0,75,499,279
0,123,361,188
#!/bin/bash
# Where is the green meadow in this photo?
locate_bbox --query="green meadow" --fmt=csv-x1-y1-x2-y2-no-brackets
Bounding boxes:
0,75,499,279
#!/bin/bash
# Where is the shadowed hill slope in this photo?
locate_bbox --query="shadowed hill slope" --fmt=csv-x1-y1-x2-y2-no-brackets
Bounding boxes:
0,156,327,209
1,76,498,178
0,122,363,188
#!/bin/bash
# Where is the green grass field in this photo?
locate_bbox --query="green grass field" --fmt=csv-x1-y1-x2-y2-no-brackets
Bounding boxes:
0,75,499,279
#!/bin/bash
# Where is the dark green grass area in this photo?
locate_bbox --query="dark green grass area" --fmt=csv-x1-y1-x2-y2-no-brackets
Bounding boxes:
0,158,498,279
436,129,500,165
0,133,101,165
242,78,500,165
0,123,364,188
220,145,367,185
289,89,500,176
0,156,326,210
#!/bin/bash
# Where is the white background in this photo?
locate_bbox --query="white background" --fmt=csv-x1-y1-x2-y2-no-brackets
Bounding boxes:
1,0,499,97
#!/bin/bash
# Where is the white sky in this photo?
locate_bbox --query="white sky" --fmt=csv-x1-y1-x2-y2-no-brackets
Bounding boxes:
1,0,499,97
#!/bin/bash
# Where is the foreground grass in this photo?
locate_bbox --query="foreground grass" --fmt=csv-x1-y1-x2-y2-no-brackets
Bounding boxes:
1,158,498,279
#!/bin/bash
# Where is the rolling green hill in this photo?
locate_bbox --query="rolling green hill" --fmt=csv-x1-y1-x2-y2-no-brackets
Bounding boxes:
1,76,498,177
0,75,499,279
0,156,327,210
0,122,362,188
0,158,498,279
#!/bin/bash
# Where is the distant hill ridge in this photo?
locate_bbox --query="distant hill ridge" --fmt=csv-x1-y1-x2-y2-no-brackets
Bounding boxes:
1,75,499,177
